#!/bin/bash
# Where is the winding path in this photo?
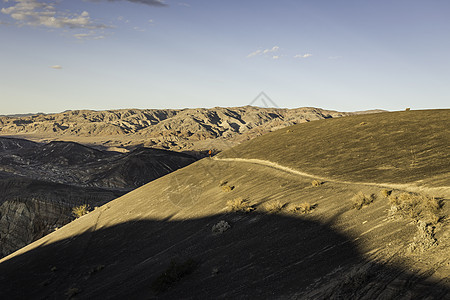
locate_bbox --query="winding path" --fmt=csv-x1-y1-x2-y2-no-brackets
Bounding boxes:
212,157,450,197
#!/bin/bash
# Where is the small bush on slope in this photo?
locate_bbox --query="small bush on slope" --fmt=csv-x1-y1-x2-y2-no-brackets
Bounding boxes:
72,204,90,218
226,197,254,213
263,200,286,213
311,180,323,187
351,192,375,210
380,189,392,198
290,202,317,214
388,192,442,224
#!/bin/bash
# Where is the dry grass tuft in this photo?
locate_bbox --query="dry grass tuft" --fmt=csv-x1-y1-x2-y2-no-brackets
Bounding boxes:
311,180,323,187
380,189,392,198
72,204,90,218
263,200,286,213
221,185,234,192
290,202,316,214
388,192,442,224
351,192,375,210
226,197,254,213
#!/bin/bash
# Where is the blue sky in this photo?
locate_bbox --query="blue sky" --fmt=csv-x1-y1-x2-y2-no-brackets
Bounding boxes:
1,0,449,114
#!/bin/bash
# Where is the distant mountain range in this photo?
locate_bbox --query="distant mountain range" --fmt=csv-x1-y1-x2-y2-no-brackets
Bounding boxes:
0,106,384,155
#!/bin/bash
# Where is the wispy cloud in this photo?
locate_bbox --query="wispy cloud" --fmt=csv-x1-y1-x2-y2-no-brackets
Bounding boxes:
247,46,280,58
1,0,109,29
87,0,167,6
73,31,106,40
263,46,279,54
50,65,62,69
178,2,190,7
247,49,262,58
294,53,312,58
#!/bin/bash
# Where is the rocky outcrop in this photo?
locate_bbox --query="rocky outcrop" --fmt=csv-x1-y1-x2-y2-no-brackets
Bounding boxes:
0,199,69,257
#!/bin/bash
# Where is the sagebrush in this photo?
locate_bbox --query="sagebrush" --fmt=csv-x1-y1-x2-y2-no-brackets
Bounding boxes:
388,192,442,224
72,204,90,218
264,200,286,213
351,192,375,210
290,202,316,214
226,197,254,213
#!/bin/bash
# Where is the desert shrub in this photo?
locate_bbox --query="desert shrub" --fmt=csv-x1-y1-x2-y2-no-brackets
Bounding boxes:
264,200,286,213
380,189,392,198
351,192,375,210
290,202,316,214
221,185,234,192
211,220,231,234
226,197,254,213
72,204,90,218
311,180,323,187
151,259,196,293
388,192,441,224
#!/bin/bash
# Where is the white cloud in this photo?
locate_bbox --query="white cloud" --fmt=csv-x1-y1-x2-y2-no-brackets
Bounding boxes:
1,0,109,29
50,65,62,69
294,53,312,58
247,46,280,58
247,49,262,58
272,55,280,60
178,2,190,7
73,32,106,40
263,46,279,54
87,0,167,6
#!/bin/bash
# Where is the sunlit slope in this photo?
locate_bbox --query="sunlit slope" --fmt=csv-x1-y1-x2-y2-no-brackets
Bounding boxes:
219,109,450,185
0,110,449,298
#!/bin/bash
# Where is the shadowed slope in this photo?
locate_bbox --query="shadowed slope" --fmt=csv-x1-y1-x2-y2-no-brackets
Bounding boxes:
0,214,447,299
0,157,448,298
220,110,450,186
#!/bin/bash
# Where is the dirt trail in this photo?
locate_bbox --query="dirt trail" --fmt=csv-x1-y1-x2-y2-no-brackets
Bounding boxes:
213,157,450,198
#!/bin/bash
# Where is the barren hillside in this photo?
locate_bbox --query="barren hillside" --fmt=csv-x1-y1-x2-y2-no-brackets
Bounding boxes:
0,110,447,299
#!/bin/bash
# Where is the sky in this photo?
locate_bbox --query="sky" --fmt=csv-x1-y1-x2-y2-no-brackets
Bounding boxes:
1,0,449,114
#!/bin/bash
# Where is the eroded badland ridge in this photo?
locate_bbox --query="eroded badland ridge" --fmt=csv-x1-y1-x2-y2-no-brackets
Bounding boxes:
0,106,370,154
0,109,448,299
0,138,196,257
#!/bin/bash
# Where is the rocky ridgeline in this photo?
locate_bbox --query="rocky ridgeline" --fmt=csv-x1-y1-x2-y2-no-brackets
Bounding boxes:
0,106,357,152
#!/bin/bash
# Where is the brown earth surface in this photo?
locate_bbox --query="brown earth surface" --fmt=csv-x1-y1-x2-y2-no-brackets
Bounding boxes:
0,109,448,299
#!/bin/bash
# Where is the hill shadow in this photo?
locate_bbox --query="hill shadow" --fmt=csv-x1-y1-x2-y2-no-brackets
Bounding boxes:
0,212,448,299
